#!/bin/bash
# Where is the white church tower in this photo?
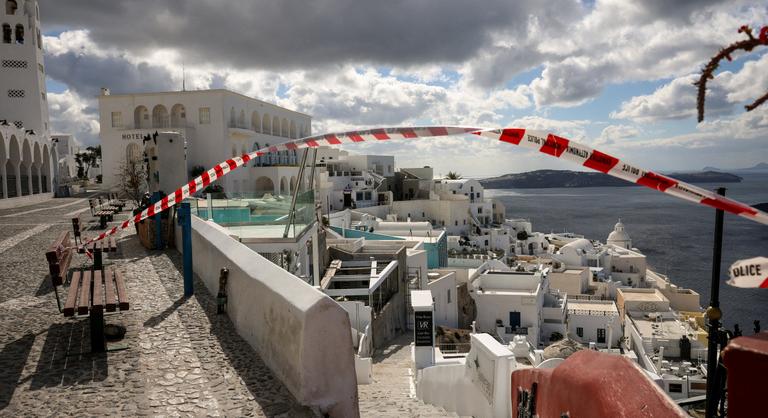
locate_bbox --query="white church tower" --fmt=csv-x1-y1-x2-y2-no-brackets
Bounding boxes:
0,0,49,135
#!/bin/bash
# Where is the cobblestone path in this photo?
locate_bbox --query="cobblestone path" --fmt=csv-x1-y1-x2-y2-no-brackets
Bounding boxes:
0,195,314,417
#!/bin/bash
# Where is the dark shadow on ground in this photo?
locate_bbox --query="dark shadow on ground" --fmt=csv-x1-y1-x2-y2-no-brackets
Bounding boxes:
0,334,36,410
371,333,412,364
154,249,311,417
28,321,108,390
143,296,186,328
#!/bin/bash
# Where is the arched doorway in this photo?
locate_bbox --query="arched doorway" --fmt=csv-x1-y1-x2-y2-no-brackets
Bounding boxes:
32,142,41,194
152,105,169,128
126,142,141,164
171,104,186,127
272,116,280,136
20,138,31,195
254,176,274,196
290,176,297,194
280,176,288,195
0,132,6,198
41,144,50,193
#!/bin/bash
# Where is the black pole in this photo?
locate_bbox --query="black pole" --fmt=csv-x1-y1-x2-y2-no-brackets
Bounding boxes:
705,187,726,418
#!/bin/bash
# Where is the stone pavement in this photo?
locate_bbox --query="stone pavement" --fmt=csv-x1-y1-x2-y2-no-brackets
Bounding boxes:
0,195,314,417
0,194,459,417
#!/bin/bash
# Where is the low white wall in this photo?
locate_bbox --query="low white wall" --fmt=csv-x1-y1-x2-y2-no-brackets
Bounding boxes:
189,217,359,416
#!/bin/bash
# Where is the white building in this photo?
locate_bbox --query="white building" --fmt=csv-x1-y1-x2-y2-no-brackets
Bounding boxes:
607,219,632,249
566,298,621,348
1,0,49,137
98,89,311,195
468,264,566,347
51,133,80,180
0,0,58,206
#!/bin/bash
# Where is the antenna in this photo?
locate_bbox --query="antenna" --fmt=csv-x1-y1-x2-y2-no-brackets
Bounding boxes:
182,62,186,92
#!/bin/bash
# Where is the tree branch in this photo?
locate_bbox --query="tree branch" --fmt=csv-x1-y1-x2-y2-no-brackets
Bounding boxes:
695,25,768,122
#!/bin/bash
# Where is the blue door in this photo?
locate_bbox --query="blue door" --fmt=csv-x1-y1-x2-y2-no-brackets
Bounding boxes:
509,311,521,329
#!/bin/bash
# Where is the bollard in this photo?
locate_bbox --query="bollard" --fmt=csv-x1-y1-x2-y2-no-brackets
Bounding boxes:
151,191,164,250
177,202,194,297
217,268,229,314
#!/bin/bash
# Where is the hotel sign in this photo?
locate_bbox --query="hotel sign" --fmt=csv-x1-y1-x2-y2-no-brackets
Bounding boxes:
414,311,434,347
121,133,146,141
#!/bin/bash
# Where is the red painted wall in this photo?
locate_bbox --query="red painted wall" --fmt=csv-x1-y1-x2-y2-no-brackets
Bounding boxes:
510,350,686,417
722,332,768,418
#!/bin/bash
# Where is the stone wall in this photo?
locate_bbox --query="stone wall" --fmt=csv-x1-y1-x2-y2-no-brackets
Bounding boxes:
188,217,359,417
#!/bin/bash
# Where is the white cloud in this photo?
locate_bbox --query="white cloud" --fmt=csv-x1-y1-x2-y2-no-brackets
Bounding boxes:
47,89,100,144
611,53,768,122
597,124,640,146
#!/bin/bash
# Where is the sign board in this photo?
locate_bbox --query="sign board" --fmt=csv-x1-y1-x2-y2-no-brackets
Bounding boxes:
414,311,434,347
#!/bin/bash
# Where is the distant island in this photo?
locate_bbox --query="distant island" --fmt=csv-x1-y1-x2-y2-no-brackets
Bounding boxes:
703,162,768,173
480,170,742,189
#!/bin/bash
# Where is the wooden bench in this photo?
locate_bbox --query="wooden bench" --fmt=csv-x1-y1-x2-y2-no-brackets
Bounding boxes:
61,266,130,352
89,199,118,217
94,210,114,229
71,216,82,245
45,231,74,310
77,236,119,257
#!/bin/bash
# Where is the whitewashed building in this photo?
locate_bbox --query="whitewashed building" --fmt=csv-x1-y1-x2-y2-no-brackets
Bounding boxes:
98,89,311,195
0,0,58,206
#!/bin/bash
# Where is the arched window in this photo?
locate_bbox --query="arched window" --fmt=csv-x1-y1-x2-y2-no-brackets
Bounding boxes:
272,116,280,136
134,105,149,129
14,23,22,44
2,24,11,44
6,1,17,15
229,107,236,128
251,111,261,132
171,104,186,127
238,109,246,128
281,118,289,137
289,121,297,138
152,104,169,128
262,114,271,134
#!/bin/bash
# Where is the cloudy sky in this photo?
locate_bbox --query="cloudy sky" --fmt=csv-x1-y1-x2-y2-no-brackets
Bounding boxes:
39,0,768,177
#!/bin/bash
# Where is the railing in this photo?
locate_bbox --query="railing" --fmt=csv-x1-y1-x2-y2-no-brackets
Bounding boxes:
187,190,315,238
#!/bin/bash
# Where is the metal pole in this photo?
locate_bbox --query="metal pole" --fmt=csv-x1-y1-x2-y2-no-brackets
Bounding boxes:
178,202,194,297
151,191,164,250
284,148,310,238
705,187,725,418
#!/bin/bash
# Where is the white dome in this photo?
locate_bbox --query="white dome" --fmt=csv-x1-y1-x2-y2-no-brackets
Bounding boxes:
561,238,593,256
607,219,631,244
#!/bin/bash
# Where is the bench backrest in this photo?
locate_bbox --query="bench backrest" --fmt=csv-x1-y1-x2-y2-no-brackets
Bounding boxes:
46,231,72,287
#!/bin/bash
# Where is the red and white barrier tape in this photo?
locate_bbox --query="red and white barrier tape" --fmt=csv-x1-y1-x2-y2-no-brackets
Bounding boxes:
78,125,768,254
728,257,768,288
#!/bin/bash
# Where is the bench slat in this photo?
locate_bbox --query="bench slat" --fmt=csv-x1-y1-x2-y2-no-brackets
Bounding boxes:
63,270,82,317
104,268,116,312
77,270,92,315
92,269,104,314
114,270,129,311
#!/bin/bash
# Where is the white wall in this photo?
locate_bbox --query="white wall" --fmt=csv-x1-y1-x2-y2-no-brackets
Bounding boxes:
427,272,458,328
188,217,359,416
417,333,515,418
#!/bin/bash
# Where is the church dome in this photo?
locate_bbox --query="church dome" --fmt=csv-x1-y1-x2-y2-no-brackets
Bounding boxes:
607,219,631,246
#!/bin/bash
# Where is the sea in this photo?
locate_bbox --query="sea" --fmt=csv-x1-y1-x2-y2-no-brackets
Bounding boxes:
485,173,768,332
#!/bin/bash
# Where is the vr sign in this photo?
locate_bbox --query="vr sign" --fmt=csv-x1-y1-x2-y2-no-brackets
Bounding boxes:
414,311,434,347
